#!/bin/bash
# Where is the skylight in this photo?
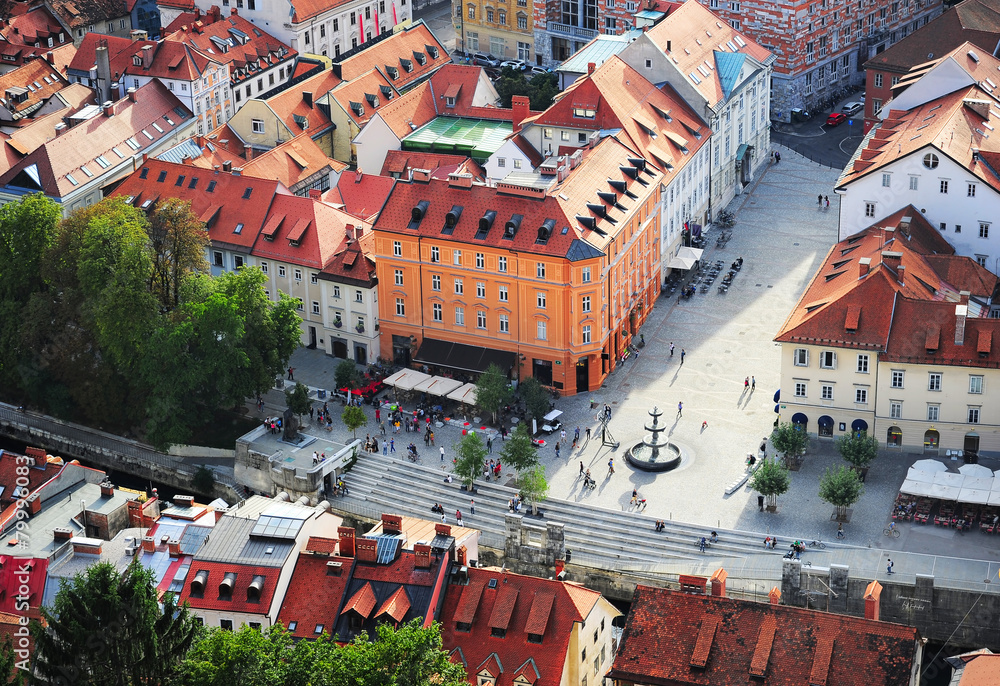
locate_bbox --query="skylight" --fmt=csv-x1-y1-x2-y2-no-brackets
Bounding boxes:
66,173,78,185
143,130,154,140
152,122,164,133
80,166,93,177
112,147,124,158
126,137,140,150
95,156,110,168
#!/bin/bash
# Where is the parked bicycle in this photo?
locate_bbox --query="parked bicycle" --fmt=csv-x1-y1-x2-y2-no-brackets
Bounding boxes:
807,539,826,549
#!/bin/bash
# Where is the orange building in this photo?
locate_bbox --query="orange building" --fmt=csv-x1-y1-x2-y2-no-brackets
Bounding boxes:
372,135,661,395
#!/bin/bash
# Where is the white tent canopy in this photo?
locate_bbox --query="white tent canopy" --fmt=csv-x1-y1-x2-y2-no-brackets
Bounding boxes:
960,464,994,478
666,247,705,271
901,468,999,504
912,459,948,473
905,467,936,483
413,376,463,397
383,370,432,391
958,488,992,505
447,383,478,404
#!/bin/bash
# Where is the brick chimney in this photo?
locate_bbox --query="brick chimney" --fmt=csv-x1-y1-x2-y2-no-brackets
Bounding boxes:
413,543,432,568
45,51,53,64
448,172,473,188
864,580,882,620
309,188,321,200
53,527,73,541
381,513,402,534
231,6,239,14
587,61,596,75
27,494,40,515
356,537,378,563
127,87,137,102
141,535,155,553
511,94,530,134
960,290,971,305
710,568,728,597
168,539,181,556
141,44,154,70
208,4,221,22
881,250,902,272
412,168,432,183
100,481,114,497
768,587,781,604
457,545,468,566
897,265,905,285
858,256,871,278
337,526,355,557
435,522,451,537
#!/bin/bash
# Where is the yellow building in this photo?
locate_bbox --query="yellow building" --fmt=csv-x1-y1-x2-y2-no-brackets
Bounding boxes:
455,0,535,63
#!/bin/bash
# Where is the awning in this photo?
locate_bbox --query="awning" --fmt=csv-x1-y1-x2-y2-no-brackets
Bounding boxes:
383,369,431,391
791,412,808,424
736,143,752,160
413,376,463,397
667,255,698,270
818,415,833,427
414,338,516,375
959,464,993,478
773,389,780,402
852,419,869,432
912,459,947,473
447,383,478,404
677,246,704,262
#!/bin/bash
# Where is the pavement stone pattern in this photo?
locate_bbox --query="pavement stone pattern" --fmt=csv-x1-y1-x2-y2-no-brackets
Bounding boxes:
256,146,1000,582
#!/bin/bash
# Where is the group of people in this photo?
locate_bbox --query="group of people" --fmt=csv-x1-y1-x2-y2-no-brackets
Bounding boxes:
311,451,328,465
484,459,503,481
263,416,283,434
362,435,380,453
508,494,524,512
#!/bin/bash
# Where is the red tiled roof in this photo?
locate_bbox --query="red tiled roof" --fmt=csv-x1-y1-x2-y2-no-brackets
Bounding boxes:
341,582,377,618
375,586,411,622
440,568,602,686
250,193,355,269
111,156,282,251
0,59,70,121
68,32,216,82
509,134,543,169
1,6,71,48
239,133,346,189
277,551,355,638
328,68,397,126
178,562,282,615
325,169,393,222
49,0,128,28
380,149,486,181
0,556,47,614
262,69,341,134
336,23,449,90
884,297,1000,367
609,586,919,686
161,10,201,34
371,80,438,137
319,231,376,285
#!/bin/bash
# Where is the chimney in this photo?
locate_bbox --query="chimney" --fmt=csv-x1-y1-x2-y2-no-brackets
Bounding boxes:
27,494,41,515
54,122,67,136
435,522,452,537
768,587,781,605
209,5,221,22
448,172,473,189
100,481,114,497
109,82,121,101
355,168,364,183
864,580,882,621
355,537,378,563
231,6,238,14
95,43,111,102
587,61,596,75
355,226,364,238
412,168,432,183
102,100,113,117
246,145,253,161
127,87,137,102
413,543,432,568
167,539,181,557
45,51,53,64
141,44,154,70
881,250,902,272
858,256,871,278
302,91,313,108
381,513,402,534
173,494,194,508
511,94,530,134
222,160,232,172
960,290,971,305
897,264,904,285
337,526,355,557
710,568,728,597
309,188,321,200
141,536,155,553
955,304,968,346
53,527,73,541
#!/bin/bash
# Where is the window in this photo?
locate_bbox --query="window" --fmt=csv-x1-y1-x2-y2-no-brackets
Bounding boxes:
582,295,591,312
909,176,918,191
939,180,949,194
431,246,440,262
393,241,402,256
970,375,984,394
431,274,441,290
498,256,507,272
234,256,244,269
543,128,553,139
582,267,591,283
453,249,462,266
517,39,529,56
891,370,904,388
260,261,268,274
881,173,891,187
857,354,869,373
498,10,506,23
468,5,474,18
890,401,902,419
874,73,883,87
956,225,962,233
980,222,990,238
278,265,286,277
537,292,546,308
296,300,304,311
220,619,234,631
940,222,947,232
582,324,592,344
820,351,837,369
477,282,486,298
793,348,808,366
311,273,318,284
356,290,363,303
821,385,833,400
968,183,977,197
333,285,341,298
454,279,464,295
927,404,940,421
396,298,405,316
561,130,570,141
294,269,302,281
928,373,941,391
477,310,487,328
499,313,509,332
922,153,939,169
252,118,265,134
499,285,508,302
518,15,528,29
394,269,404,286
456,306,465,325
795,382,807,397
864,202,876,218
432,303,442,321
476,253,485,269
312,301,320,314
537,320,547,340
536,262,546,278
969,407,981,424
855,388,868,404
213,251,224,267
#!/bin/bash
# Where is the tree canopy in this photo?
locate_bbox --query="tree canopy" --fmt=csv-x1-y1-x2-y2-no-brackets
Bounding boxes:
519,465,549,515
32,560,199,686
519,377,550,424
498,424,537,481
334,359,360,390
342,405,367,438
835,432,879,470
474,364,512,424
771,422,809,464
750,458,791,509
819,465,865,519
454,431,487,488
494,68,559,109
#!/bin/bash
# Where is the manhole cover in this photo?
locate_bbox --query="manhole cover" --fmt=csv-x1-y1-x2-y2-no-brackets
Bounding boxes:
793,242,800,246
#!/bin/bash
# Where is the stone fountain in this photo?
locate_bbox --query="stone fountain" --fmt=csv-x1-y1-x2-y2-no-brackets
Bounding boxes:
626,405,683,472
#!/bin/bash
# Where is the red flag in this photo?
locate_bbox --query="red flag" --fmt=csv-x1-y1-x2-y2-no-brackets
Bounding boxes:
359,12,364,41
374,7,379,34
391,0,398,25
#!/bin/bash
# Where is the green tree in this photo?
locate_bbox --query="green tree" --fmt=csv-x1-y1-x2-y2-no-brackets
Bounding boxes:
475,363,512,424
146,198,209,311
494,68,559,109
285,382,312,418
835,432,879,470
771,422,809,466
454,431,487,489
519,464,549,515
819,465,865,520
342,404,367,438
749,458,791,510
340,620,469,686
519,377,550,426
498,424,537,482
335,359,361,390
32,560,199,686
173,624,297,686
193,465,216,495
0,634,23,685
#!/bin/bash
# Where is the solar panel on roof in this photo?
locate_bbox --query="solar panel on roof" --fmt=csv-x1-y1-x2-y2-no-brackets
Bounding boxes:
250,514,303,540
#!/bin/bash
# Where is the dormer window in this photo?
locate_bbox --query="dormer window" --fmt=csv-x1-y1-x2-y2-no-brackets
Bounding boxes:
379,84,393,99
490,627,506,638
573,108,595,119
527,633,543,644
413,50,426,65
426,45,439,58
133,55,142,66
400,58,413,73
445,96,456,108
386,65,399,79
365,93,379,107
350,101,364,116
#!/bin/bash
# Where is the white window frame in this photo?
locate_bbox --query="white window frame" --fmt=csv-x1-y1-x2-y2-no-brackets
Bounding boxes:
928,373,942,391
793,348,809,366
820,350,837,369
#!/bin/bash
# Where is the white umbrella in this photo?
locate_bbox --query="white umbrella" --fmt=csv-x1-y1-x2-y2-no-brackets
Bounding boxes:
447,383,478,404
900,479,934,497
928,482,961,501
958,488,992,505
392,370,432,391
936,472,965,488
416,376,463,397
382,370,410,387
906,467,936,483
988,490,1000,506
960,464,994,478
912,459,948,473
963,477,995,492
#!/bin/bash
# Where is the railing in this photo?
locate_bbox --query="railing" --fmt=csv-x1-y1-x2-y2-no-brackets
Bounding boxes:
545,21,598,40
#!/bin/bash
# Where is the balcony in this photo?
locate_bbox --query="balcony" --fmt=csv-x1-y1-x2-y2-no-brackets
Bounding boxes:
545,21,598,40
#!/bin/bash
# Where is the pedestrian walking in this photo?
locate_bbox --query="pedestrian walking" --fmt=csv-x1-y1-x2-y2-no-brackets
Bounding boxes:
608,457,615,475
702,420,708,430
669,342,675,357
887,558,894,574
440,446,445,461
487,436,493,454
470,498,475,514
580,461,585,475
375,408,380,423
837,523,845,539
380,423,386,436
825,195,830,208
751,376,756,391
818,194,823,206
383,442,388,455
390,438,395,454
586,426,591,440
775,151,781,163
631,488,638,505
560,428,566,443
573,426,580,448
456,510,463,526
555,442,561,459
309,407,314,420
677,402,683,418
680,349,686,365
744,377,749,390
287,367,295,380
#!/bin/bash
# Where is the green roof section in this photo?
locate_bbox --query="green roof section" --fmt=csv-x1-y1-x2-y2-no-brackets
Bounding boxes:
402,116,513,163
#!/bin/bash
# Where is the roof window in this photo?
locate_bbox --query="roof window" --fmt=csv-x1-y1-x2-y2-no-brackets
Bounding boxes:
188,177,198,189
80,166,93,177
386,65,399,79
503,214,522,239
349,101,364,116
365,93,379,107
95,156,110,168
242,187,252,199
207,180,217,193
175,174,186,187
139,167,149,179
413,50,426,65
425,44,439,59
66,173,78,186
234,223,243,234
156,170,167,183
379,84,393,99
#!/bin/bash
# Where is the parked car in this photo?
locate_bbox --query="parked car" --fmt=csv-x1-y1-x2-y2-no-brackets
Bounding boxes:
842,102,863,115
500,60,527,71
826,112,847,126
473,52,501,68
529,65,553,75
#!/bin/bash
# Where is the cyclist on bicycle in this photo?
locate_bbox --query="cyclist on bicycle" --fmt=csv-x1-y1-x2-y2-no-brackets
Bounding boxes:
889,521,895,531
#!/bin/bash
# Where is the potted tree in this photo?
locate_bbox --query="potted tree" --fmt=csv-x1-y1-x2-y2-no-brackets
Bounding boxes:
750,458,791,512
819,465,864,523
835,432,879,482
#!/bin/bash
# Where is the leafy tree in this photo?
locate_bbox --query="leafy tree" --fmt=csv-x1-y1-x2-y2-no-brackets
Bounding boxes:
193,466,216,495
146,198,209,311
173,623,298,686
335,359,361,390
0,193,60,394
771,422,809,466
519,465,549,515
498,424,537,482
32,560,199,686
750,458,791,510
819,465,865,520
835,432,879,470
519,377,550,425
475,363,512,424
285,382,312,418
342,404,367,438
494,68,559,109
454,431,487,489
0,634,23,685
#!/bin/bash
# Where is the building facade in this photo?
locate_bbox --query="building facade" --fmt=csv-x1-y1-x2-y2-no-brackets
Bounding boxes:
454,0,535,63
530,0,648,66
